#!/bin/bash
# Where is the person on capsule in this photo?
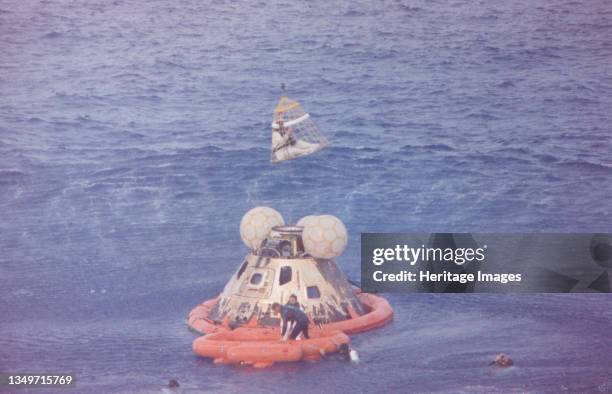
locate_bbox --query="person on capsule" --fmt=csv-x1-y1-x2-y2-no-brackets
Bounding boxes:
272,302,310,341
286,294,300,310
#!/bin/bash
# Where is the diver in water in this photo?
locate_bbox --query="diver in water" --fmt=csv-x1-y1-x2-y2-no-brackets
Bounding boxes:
489,353,513,367
319,343,360,363
160,379,180,393
272,302,310,341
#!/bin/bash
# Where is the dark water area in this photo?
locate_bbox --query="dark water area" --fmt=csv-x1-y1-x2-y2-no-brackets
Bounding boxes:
1,0,611,392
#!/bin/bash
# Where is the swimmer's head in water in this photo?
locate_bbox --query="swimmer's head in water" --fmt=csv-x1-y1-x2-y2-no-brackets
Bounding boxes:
493,353,513,367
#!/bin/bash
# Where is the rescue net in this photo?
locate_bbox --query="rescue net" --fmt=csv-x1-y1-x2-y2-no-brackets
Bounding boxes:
271,96,328,163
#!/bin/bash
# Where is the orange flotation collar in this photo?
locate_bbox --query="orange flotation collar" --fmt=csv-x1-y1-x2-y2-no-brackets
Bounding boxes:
187,289,393,368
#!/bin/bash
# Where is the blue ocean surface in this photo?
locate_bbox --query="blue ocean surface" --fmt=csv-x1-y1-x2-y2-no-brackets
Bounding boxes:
1,0,612,392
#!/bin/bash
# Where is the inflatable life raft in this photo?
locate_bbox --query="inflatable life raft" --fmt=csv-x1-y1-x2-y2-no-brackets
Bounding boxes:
193,329,350,368
188,290,393,367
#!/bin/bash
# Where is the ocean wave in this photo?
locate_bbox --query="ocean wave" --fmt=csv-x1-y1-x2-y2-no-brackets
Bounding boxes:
557,160,612,174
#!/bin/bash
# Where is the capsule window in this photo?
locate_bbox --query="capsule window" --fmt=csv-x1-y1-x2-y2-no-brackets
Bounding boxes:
250,273,263,285
307,286,321,299
279,266,292,286
280,241,292,257
236,260,248,279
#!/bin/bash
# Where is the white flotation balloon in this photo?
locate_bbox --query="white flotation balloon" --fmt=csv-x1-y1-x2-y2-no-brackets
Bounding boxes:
297,215,319,227
240,207,284,250
302,215,348,259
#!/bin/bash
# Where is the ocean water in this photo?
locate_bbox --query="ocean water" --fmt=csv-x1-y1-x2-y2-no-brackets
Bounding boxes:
1,0,612,392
